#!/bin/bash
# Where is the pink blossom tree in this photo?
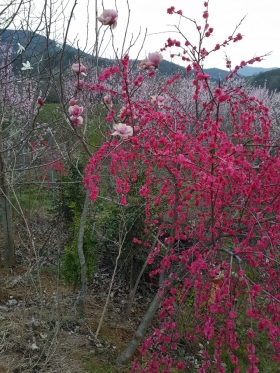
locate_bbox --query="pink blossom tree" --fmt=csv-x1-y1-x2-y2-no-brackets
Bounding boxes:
82,2,280,372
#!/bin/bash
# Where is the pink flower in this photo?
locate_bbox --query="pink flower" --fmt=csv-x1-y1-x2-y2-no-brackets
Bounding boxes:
203,11,209,19
150,95,165,107
68,105,83,116
105,115,113,122
71,63,86,75
74,80,84,89
139,52,163,70
112,123,133,139
97,9,118,29
229,311,237,319
177,362,185,370
196,72,211,80
167,6,175,14
37,97,44,106
110,65,120,74
148,52,163,65
69,97,78,106
104,94,112,106
70,115,83,126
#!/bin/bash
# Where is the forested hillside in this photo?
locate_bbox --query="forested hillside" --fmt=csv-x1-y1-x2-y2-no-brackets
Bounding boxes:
250,68,280,92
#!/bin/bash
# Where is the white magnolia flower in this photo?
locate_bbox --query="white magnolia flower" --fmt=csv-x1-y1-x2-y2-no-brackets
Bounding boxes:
21,61,33,70
17,43,25,54
55,41,63,49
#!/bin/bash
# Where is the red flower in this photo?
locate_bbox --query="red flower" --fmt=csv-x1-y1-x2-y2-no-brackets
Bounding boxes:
37,97,44,106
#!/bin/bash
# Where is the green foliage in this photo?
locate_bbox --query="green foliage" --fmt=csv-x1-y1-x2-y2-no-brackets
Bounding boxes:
36,103,62,123
250,68,280,92
60,201,96,285
54,161,97,285
55,163,86,223
177,287,196,336
90,170,155,288
86,355,130,373
11,185,52,212
94,197,147,282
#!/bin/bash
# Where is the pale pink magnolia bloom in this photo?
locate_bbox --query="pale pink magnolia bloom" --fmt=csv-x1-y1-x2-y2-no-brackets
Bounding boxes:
150,95,165,107
69,97,78,106
68,105,83,116
97,9,118,29
112,123,133,139
139,52,163,70
37,96,44,106
71,63,87,75
104,94,112,106
70,115,83,126
74,80,84,89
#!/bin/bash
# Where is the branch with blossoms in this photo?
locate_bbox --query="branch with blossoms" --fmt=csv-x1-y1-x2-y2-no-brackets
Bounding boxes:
57,2,280,371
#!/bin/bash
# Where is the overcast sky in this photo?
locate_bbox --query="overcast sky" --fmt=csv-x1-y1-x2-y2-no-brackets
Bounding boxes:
63,0,279,70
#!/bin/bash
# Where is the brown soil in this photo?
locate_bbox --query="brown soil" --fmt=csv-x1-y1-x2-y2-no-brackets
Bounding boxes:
0,265,138,373
0,214,147,373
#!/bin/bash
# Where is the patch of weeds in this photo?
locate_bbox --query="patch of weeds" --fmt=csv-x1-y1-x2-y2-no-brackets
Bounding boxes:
40,264,57,276
86,353,130,373
60,202,97,285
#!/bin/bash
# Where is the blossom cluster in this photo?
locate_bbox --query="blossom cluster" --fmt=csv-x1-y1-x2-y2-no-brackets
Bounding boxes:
69,63,87,126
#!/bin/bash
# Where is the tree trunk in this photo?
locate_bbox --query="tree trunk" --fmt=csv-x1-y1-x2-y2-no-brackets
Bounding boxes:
117,261,189,366
0,152,15,268
125,233,160,317
117,290,161,366
76,190,90,315
117,268,167,366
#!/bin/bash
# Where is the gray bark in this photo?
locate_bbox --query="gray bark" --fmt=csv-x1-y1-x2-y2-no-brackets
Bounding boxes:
117,261,188,366
117,269,167,366
76,190,90,314
117,290,161,366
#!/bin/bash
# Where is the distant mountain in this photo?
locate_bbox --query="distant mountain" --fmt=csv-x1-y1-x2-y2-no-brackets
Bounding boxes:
201,67,279,79
203,68,228,80
158,59,185,75
0,28,69,55
237,66,279,77
249,68,280,92
1,29,279,89
0,29,78,74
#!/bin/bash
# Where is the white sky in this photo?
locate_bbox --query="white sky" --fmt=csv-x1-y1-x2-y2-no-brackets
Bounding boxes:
1,0,278,70
66,0,279,70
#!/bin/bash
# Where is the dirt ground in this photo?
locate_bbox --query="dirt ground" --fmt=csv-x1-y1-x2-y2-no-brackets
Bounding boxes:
0,264,145,372
0,215,150,373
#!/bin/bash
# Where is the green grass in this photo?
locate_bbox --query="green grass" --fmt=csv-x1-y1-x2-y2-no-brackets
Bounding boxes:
11,185,53,212
86,354,131,373
36,103,62,124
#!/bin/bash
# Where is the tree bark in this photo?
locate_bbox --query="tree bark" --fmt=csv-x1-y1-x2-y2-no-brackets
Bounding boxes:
117,268,167,366
125,233,160,317
76,190,90,315
117,260,189,367
117,290,161,366
0,151,15,268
